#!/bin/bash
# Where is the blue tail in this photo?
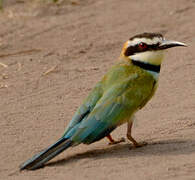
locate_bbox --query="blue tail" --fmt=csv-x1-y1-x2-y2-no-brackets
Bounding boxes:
20,137,72,171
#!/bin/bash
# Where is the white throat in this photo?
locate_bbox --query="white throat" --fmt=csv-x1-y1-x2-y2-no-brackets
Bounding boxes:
129,50,165,65
130,50,165,80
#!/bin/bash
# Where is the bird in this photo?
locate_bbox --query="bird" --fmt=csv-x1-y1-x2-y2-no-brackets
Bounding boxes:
20,32,186,171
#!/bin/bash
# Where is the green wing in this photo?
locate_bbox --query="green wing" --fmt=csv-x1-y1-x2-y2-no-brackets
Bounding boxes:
62,82,103,137
71,74,140,144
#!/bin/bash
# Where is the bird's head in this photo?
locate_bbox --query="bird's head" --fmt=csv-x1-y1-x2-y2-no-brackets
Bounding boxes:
120,32,186,66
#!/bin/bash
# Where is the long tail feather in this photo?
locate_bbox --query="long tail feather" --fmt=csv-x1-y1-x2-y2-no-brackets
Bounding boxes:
20,137,73,171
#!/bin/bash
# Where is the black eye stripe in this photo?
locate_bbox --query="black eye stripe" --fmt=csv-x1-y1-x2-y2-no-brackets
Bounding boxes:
124,45,139,56
124,43,160,56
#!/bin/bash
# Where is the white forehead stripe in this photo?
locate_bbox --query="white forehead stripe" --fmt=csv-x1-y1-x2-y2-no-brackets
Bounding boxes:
127,37,163,46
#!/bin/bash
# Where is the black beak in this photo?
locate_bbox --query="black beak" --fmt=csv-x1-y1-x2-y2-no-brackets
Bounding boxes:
159,40,187,50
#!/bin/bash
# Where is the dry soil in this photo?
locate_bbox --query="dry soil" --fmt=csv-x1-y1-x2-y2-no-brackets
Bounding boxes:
0,0,195,180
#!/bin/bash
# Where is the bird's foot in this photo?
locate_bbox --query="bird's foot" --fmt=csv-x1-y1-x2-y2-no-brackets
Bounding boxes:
130,141,147,149
108,137,125,145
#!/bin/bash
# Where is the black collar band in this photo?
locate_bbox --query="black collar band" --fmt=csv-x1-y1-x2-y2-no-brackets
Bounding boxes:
131,59,161,73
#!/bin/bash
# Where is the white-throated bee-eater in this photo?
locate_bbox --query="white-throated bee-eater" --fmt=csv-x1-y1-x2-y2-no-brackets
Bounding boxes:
20,32,186,171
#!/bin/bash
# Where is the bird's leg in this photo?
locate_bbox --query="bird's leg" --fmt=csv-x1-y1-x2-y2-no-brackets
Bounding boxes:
127,121,146,148
106,134,125,145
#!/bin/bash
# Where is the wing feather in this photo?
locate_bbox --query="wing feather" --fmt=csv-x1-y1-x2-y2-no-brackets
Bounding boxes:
62,82,103,137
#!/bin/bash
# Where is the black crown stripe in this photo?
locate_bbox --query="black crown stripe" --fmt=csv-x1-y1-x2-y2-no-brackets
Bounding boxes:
130,32,163,40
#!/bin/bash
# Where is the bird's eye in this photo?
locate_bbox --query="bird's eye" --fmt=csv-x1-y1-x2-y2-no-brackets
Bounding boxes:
139,42,147,49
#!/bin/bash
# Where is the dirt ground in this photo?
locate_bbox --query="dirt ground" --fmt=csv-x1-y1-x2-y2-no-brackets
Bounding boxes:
0,0,195,179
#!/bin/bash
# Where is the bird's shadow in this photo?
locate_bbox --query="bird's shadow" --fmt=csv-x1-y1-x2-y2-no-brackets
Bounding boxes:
45,138,195,168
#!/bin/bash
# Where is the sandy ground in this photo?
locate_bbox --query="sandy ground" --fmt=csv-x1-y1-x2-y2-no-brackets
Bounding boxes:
0,0,195,179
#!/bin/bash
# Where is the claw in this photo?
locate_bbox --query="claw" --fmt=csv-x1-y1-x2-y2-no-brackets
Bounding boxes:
130,141,148,149
108,137,125,145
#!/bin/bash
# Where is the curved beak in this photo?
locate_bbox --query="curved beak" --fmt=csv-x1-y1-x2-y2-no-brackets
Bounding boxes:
159,40,187,50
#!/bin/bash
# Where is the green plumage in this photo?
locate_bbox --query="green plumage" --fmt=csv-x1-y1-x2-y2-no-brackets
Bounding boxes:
64,60,156,144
